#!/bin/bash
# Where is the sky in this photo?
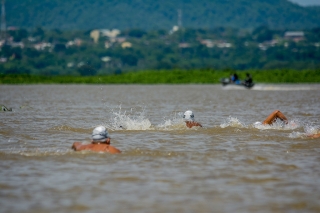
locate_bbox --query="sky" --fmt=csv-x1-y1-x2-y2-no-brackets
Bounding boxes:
289,0,320,6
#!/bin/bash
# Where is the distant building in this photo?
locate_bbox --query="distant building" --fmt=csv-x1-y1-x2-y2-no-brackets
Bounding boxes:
10,41,24,48
101,56,111,62
101,29,121,38
66,38,82,47
258,39,279,50
216,41,232,48
90,30,100,43
34,42,52,51
67,62,74,68
178,42,191,48
200,39,214,48
28,37,37,42
284,31,305,42
0,57,7,63
121,42,132,49
200,39,232,48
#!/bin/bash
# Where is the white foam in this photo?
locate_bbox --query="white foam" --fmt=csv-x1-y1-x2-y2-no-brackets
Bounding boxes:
252,84,320,91
253,119,300,130
288,131,306,138
304,124,320,136
157,112,188,130
220,116,246,128
289,124,320,138
106,106,152,130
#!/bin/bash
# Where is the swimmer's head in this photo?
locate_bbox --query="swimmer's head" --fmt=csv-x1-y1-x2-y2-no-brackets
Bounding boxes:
92,126,109,142
183,110,195,121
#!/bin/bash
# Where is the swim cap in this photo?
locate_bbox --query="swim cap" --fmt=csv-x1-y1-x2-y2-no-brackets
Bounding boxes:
254,121,262,127
92,126,109,142
183,110,195,121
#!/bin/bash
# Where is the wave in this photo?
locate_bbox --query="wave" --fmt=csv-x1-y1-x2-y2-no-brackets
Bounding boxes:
42,107,320,142
219,116,300,130
252,84,320,91
0,147,71,156
103,107,192,131
289,124,320,139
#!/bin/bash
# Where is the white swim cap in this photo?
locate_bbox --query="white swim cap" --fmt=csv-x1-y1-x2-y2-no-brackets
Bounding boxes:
254,121,262,127
183,110,195,121
92,126,109,142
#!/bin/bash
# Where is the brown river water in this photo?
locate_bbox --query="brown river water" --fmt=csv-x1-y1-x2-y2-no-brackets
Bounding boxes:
0,84,320,213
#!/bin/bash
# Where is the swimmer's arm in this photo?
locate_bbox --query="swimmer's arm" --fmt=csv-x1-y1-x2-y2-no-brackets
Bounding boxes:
262,110,288,125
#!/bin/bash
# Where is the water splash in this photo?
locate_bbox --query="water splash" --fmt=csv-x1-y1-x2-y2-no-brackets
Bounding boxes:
105,106,152,130
104,108,191,131
157,112,188,130
220,116,246,128
289,123,320,138
253,119,300,130
288,131,306,138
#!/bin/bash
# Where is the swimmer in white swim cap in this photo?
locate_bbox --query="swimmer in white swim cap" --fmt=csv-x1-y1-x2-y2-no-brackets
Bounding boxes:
92,126,109,142
183,110,202,128
72,126,121,153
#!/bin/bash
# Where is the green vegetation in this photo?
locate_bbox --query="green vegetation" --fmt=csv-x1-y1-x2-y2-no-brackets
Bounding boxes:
1,69,320,84
1,26,320,76
2,1,320,84
6,0,320,30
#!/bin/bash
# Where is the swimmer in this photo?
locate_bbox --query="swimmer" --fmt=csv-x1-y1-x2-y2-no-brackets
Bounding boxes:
254,110,320,139
183,110,202,128
72,126,121,154
254,110,288,126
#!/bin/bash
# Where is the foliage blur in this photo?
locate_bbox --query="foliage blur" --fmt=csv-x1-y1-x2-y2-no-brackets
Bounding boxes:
1,69,320,84
0,26,320,77
6,0,320,30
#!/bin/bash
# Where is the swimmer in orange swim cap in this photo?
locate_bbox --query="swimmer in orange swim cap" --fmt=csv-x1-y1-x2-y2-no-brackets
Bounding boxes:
72,126,121,154
183,110,202,128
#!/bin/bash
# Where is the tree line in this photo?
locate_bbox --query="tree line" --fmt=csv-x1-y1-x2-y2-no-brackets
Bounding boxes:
0,26,320,76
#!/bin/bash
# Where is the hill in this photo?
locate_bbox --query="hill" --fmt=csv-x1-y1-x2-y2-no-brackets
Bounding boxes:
5,0,320,30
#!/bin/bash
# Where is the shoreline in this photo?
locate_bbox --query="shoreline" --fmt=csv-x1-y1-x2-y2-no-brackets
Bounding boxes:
1,69,320,84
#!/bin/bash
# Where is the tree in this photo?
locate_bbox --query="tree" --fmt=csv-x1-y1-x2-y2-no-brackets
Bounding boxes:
77,64,97,76
7,29,29,42
120,54,138,66
54,43,67,52
252,25,274,42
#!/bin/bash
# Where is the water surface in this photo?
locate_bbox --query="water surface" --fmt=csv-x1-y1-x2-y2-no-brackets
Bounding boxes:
1,84,320,213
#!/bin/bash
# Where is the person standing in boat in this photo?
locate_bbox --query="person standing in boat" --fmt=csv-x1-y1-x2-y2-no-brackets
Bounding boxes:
243,73,253,87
